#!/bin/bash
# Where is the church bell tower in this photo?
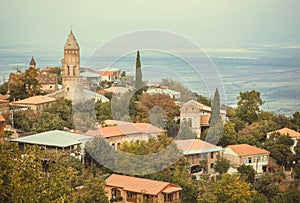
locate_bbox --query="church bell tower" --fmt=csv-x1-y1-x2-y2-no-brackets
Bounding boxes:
62,30,83,100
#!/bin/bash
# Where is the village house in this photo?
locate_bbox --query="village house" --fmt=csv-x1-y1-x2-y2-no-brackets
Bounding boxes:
146,86,181,100
10,95,56,113
105,174,182,203
223,144,270,174
85,123,166,150
80,71,101,90
103,86,130,97
267,127,300,154
97,67,121,83
175,139,223,175
37,73,58,94
11,130,93,161
180,100,226,137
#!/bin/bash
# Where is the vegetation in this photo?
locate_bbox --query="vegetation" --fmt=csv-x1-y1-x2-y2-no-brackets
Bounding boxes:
8,67,41,101
0,143,108,203
0,82,8,95
206,88,223,144
134,50,143,90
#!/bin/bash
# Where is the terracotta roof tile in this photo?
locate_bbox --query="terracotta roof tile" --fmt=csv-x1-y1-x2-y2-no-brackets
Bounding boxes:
105,174,182,195
12,96,56,105
268,127,300,138
85,123,165,138
228,144,270,157
37,73,57,84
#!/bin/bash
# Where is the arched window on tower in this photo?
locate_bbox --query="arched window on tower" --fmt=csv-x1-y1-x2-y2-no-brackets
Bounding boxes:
67,66,70,75
73,66,76,76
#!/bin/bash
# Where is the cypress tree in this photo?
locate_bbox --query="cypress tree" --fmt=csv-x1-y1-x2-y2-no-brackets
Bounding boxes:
206,88,223,144
135,50,143,90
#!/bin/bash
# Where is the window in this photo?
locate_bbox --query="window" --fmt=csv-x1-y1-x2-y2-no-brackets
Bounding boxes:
50,85,52,88
67,87,69,91
210,163,214,168
210,152,214,159
127,192,137,202
111,143,115,150
248,157,252,164
188,118,192,127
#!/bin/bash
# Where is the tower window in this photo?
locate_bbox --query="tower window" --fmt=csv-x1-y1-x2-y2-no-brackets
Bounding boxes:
67,87,69,91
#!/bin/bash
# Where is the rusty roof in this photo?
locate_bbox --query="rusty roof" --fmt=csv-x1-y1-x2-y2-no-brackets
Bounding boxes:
268,127,300,138
227,144,270,157
105,174,182,195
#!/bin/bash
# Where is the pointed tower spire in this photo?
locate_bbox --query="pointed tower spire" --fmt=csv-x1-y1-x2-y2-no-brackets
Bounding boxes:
64,30,80,50
29,56,36,68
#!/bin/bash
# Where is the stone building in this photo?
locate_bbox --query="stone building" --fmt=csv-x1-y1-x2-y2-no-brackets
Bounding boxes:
61,31,84,101
180,100,226,138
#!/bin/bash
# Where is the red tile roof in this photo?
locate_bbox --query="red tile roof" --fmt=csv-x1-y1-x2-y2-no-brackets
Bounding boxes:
12,96,56,105
268,127,300,138
105,174,182,195
227,144,270,157
175,139,222,154
85,123,166,138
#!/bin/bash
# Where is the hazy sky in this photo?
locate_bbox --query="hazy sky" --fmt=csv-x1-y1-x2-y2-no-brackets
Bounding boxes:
0,0,299,53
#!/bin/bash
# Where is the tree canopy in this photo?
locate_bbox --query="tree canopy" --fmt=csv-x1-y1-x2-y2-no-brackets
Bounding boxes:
236,90,264,124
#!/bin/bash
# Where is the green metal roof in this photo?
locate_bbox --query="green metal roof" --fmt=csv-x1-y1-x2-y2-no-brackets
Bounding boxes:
11,130,92,148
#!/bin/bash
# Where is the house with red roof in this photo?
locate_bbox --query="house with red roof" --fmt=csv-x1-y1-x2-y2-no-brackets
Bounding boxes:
85,122,166,150
175,139,223,175
267,127,300,154
10,95,56,113
105,174,182,203
223,144,270,173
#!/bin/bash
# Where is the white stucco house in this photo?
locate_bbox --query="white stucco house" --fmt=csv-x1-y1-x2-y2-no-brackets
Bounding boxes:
223,144,270,174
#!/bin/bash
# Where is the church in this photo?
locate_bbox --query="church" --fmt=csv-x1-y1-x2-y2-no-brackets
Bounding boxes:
49,31,109,103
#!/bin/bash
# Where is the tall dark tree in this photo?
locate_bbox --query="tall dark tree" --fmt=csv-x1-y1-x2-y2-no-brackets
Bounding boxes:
206,88,223,144
135,50,143,90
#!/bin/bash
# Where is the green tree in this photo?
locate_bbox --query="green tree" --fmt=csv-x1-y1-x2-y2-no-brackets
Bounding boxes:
23,66,41,96
13,110,35,131
135,93,180,129
254,172,280,201
95,101,112,125
218,121,237,147
236,90,264,124
292,111,300,131
0,82,8,95
45,98,74,129
206,88,223,145
237,164,255,184
213,157,230,175
212,173,256,203
135,50,143,90
272,182,300,203
32,112,64,132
